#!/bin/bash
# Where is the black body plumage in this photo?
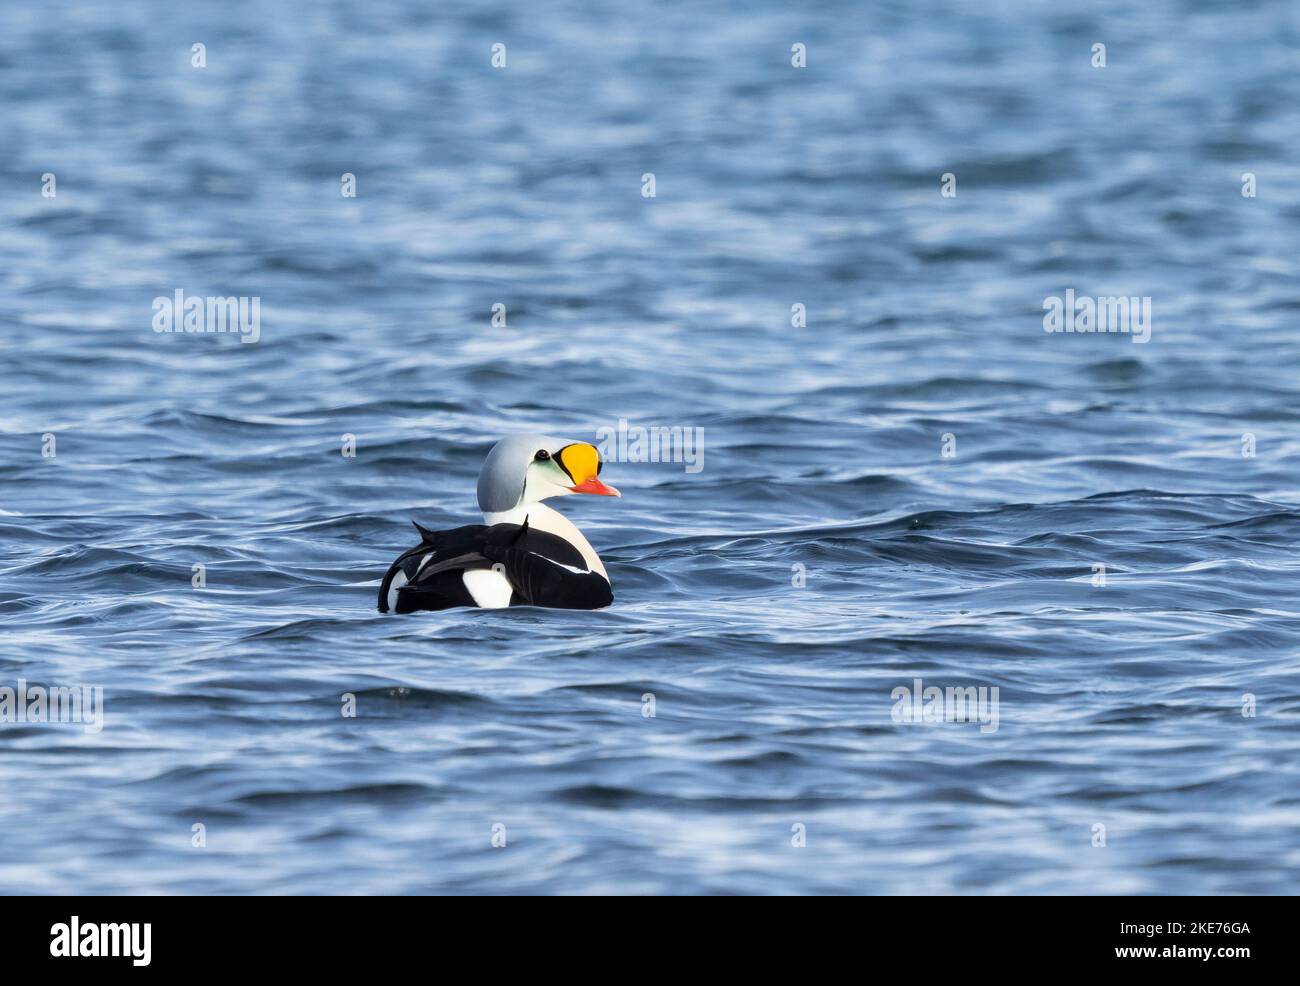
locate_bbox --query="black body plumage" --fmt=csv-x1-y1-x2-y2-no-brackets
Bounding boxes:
378,520,613,613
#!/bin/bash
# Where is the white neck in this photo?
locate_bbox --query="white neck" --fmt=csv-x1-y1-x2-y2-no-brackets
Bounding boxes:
483,501,608,578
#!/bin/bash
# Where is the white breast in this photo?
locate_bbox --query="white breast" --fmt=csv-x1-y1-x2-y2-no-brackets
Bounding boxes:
482,503,608,578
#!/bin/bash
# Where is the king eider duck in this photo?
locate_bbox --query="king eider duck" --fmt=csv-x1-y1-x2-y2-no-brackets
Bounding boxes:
378,434,620,613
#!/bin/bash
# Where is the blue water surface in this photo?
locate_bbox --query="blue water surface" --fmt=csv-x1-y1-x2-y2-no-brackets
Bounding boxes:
2,0,1300,894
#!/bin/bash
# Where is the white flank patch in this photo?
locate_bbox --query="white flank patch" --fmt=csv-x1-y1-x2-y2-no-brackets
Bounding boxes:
463,567,513,608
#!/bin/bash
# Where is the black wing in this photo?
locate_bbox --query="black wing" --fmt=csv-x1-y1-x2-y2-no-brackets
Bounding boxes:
480,537,614,610
377,520,613,613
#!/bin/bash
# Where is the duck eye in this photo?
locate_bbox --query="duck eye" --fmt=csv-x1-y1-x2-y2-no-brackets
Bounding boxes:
535,449,550,461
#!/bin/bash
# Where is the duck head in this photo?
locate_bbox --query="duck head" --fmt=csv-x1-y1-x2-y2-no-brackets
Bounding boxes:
477,434,620,514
